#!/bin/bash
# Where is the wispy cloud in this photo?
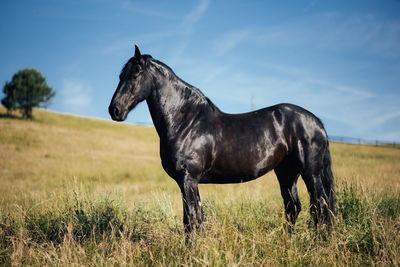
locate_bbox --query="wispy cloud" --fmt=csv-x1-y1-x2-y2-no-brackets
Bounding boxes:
213,29,251,56
169,0,211,61
100,0,211,60
61,79,92,112
182,0,210,35
213,13,400,58
304,0,320,12
120,1,175,20
203,66,228,83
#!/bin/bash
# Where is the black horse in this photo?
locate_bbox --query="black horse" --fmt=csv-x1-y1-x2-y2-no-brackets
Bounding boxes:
109,46,335,234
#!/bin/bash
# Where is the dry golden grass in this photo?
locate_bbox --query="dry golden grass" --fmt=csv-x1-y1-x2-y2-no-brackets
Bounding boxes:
1,106,399,266
331,142,400,193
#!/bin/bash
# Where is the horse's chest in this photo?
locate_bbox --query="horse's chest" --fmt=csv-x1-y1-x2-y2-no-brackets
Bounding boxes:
159,135,212,180
159,140,190,179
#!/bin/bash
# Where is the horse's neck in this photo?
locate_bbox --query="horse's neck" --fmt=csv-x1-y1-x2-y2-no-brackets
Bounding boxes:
146,60,210,139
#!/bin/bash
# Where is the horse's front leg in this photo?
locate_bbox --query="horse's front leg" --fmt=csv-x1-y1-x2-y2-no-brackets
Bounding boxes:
178,174,204,234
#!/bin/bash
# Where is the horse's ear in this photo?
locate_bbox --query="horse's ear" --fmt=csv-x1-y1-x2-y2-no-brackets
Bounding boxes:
134,45,142,59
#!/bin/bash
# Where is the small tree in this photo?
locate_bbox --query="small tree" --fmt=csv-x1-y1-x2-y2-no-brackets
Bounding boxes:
1,68,55,119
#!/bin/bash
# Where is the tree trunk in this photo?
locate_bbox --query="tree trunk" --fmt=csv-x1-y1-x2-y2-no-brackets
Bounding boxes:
22,106,33,120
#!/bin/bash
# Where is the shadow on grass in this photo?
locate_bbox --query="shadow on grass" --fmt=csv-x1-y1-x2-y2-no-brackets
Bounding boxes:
0,112,24,120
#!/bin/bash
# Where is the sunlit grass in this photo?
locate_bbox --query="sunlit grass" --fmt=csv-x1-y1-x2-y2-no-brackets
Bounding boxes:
1,107,399,265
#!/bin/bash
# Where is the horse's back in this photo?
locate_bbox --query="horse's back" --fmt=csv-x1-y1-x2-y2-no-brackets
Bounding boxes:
215,103,327,153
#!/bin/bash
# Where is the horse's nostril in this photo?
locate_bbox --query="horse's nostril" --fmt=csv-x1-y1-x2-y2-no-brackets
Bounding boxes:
114,107,120,117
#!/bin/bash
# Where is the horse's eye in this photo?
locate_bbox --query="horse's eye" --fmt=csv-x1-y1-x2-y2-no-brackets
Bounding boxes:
132,65,141,78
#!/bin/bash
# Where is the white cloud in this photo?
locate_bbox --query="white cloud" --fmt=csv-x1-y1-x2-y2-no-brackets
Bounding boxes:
61,79,92,111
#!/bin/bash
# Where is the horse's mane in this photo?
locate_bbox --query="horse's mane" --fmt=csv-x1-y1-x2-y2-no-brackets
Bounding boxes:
149,58,217,109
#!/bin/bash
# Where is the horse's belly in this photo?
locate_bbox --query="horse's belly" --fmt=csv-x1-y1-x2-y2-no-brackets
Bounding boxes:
199,141,287,184
199,156,276,184
199,170,269,184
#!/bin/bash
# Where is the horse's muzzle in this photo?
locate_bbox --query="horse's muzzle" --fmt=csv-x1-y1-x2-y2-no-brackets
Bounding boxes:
109,104,127,121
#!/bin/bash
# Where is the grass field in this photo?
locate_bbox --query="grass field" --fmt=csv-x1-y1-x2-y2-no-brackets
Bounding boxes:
1,107,400,266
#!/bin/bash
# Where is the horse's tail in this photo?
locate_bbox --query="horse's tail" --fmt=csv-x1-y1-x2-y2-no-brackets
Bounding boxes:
321,141,335,217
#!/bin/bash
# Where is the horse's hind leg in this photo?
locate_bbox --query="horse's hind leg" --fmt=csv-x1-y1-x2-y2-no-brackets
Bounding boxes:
302,169,330,228
275,160,301,234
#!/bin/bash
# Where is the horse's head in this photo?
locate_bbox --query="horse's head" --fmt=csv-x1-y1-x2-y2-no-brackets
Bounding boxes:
109,45,153,121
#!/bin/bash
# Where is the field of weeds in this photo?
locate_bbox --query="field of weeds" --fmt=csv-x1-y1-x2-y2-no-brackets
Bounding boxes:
1,107,399,266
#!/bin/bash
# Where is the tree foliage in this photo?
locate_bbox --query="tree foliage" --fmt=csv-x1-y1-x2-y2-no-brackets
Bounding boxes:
1,68,55,119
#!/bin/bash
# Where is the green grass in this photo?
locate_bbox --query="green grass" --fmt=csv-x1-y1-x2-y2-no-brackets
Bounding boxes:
1,107,400,266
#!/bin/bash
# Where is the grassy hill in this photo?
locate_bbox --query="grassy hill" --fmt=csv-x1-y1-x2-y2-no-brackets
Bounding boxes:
1,107,399,265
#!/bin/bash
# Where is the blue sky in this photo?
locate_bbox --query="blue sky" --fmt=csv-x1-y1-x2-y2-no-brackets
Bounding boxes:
1,0,400,142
